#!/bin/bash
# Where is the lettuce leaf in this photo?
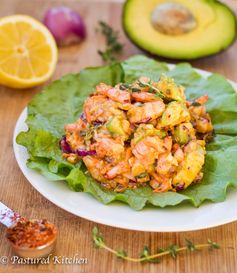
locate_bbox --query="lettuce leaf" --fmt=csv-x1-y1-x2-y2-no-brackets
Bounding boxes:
16,55,237,210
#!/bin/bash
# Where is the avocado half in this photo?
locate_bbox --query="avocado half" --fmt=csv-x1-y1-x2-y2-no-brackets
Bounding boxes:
123,0,237,60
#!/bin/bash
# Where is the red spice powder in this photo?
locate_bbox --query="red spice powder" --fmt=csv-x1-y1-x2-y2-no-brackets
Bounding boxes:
6,219,57,248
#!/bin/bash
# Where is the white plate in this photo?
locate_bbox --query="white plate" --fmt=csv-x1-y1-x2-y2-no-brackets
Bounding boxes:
13,66,237,232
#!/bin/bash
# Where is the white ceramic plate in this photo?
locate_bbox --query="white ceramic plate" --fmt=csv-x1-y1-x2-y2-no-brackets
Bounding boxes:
13,66,237,232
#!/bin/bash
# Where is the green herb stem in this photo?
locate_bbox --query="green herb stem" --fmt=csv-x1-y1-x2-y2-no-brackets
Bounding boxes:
138,80,164,98
92,227,220,263
97,21,123,64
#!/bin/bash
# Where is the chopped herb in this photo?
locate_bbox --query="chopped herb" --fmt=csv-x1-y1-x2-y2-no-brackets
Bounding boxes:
191,101,202,107
96,21,124,64
131,88,141,92
137,80,164,98
79,131,86,137
120,83,132,90
136,173,147,179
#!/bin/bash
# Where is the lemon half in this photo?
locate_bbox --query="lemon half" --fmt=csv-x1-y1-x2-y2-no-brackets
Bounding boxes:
0,15,58,89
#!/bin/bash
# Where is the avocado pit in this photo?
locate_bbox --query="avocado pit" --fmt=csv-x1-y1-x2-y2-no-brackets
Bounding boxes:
151,2,197,35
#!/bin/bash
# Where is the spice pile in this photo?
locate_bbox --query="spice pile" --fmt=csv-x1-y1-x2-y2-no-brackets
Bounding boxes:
6,219,57,248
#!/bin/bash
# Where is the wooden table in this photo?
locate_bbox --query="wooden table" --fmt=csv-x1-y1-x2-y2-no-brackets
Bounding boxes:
0,0,237,272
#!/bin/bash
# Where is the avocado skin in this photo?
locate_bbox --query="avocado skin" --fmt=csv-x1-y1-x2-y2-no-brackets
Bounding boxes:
122,0,237,60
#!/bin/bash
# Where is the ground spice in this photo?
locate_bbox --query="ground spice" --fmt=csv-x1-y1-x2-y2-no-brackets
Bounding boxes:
6,219,57,248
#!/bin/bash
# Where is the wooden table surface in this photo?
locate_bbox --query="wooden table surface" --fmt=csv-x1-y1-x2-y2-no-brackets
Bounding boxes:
0,0,237,272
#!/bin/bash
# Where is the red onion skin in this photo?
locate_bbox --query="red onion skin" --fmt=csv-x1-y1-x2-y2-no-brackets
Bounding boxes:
76,150,96,157
176,183,185,192
60,136,72,154
60,136,96,157
43,6,86,46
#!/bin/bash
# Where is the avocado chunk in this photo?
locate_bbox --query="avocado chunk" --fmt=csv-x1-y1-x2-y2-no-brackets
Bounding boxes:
133,124,167,144
172,140,205,188
157,74,185,102
106,116,127,136
173,122,195,144
123,0,236,60
161,102,190,127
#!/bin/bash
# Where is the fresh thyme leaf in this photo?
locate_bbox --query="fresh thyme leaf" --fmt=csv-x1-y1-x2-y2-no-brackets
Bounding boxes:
120,83,132,90
140,246,160,263
140,246,150,258
116,250,128,258
208,239,220,250
148,87,154,93
136,172,148,179
92,227,105,248
97,21,124,64
137,79,164,98
168,244,179,259
185,239,197,252
137,81,146,88
191,101,202,107
92,226,98,237
131,87,141,92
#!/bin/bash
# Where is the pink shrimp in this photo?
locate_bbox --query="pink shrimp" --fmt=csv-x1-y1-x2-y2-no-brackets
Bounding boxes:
64,119,86,150
131,92,160,102
93,137,125,159
84,95,125,123
127,101,165,124
156,153,178,175
132,136,169,168
149,173,172,192
96,83,131,104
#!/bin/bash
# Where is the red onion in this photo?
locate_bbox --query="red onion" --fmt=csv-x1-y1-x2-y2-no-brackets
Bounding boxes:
80,112,87,123
43,6,86,46
76,150,96,157
176,183,185,192
60,136,72,154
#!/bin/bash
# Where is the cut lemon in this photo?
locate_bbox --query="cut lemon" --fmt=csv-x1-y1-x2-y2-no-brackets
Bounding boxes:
0,15,58,89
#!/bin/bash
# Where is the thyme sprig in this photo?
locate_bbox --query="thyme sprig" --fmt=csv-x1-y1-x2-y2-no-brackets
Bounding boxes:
97,21,124,64
92,227,220,263
137,79,165,98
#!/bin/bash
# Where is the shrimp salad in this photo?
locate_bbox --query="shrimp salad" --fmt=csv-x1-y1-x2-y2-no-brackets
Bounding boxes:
60,75,213,193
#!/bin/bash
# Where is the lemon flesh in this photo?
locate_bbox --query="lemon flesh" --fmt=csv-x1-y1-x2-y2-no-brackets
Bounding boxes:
0,15,58,88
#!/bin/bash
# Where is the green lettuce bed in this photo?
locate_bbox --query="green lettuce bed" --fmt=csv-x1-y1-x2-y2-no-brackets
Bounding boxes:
16,55,237,210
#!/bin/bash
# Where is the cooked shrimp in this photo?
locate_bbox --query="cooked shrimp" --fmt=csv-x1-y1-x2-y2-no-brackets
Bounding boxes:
131,92,161,102
83,156,109,182
96,83,112,94
84,95,125,123
64,119,86,150
196,95,209,105
172,144,184,163
156,153,178,175
105,148,132,179
150,173,172,192
127,101,165,123
96,83,131,104
132,136,170,169
93,136,125,160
